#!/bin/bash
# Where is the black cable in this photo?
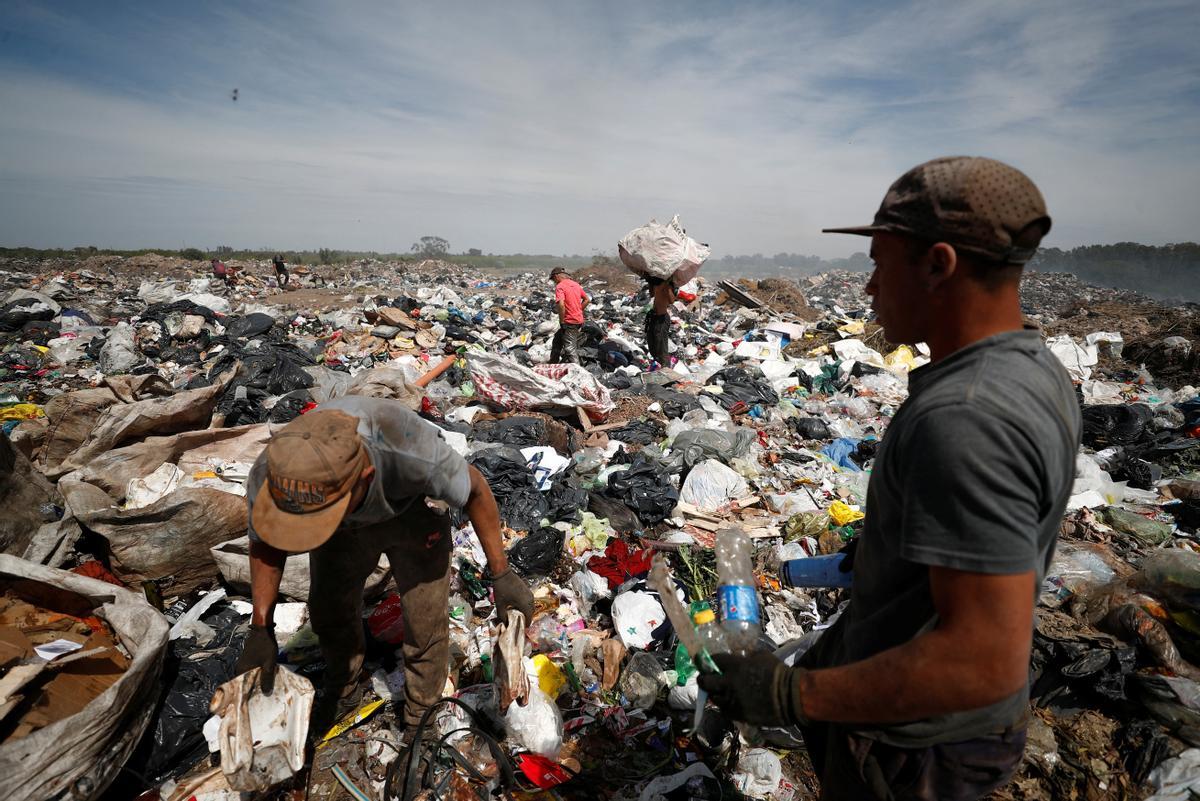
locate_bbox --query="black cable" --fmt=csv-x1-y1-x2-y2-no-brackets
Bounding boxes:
384,696,516,801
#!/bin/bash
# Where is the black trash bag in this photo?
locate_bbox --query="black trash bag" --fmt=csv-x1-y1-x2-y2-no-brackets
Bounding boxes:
1081,403,1154,449
1166,499,1200,534
443,364,466,387
471,448,549,531
601,453,678,525
507,526,565,578
473,416,546,449
1130,672,1200,747
225,312,276,339
143,299,223,323
789,416,832,440
20,319,60,346
706,367,778,410
609,418,666,446
265,357,314,395
850,361,884,378
125,605,248,784
545,476,589,524
851,439,878,467
645,385,702,419
587,492,642,533
1121,718,1176,784
495,318,517,333
1109,451,1163,490
269,390,314,423
601,371,633,390
0,298,56,332
220,393,271,426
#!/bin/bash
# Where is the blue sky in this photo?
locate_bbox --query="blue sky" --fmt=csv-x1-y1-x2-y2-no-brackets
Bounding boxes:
0,1,1196,257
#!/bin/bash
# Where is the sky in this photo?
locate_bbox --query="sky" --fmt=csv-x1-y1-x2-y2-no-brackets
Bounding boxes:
0,1,1197,258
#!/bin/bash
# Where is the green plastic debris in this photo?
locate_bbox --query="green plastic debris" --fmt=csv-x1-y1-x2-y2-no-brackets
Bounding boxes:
1102,507,1173,545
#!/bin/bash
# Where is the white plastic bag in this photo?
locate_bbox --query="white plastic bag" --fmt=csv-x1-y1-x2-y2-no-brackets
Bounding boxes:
1047,334,1098,381
611,590,667,650
504,686,562,759
679,459,749,512
733,748,783,799
618,215,710,285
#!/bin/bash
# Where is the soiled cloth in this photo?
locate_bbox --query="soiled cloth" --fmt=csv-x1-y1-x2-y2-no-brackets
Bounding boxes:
801,330,1081,747
247,396,470,541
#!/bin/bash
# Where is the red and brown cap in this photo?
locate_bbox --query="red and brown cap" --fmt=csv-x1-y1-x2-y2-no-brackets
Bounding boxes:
251,410,371,552
823,156,1052,265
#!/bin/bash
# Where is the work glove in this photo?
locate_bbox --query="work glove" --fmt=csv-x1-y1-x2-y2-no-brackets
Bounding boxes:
234,623,278,695
491,568,535,625
697,652,809,728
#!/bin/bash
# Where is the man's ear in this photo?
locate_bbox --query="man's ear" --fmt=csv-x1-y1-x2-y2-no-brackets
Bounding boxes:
926,242,958,290
360,464,376,483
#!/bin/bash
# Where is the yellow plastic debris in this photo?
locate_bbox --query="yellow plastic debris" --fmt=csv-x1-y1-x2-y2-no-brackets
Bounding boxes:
827,501,865,527
884,345,917,373
319,698,386,745
837,320,865,336
0,403,44,421
530,653,567,699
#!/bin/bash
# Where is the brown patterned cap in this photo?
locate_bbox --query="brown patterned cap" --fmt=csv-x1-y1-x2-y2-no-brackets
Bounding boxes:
823,156,1052,265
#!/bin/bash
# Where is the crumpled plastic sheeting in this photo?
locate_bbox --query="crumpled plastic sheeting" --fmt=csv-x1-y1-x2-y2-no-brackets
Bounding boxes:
468,351,614,420
1145,748,1200,801
1047,334,1099,381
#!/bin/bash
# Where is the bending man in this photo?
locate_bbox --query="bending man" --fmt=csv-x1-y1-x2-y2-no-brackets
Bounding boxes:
235,398,535,735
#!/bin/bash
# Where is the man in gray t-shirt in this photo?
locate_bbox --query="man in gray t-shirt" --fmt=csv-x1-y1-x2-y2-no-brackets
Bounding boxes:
701,157,1081,801
234,396,534,735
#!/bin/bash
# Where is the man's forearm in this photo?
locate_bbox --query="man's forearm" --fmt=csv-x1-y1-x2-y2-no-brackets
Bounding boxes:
248,539,286,627
796,627,1027,725
464,477,509,575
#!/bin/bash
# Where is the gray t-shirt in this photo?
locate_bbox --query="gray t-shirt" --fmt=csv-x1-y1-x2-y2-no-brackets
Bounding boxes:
248,396,471,540
807,330,1081,746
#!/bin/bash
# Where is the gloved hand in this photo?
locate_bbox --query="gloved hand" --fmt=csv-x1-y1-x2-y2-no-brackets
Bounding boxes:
234,623,278,695
492,568,535,625
697,651,809,727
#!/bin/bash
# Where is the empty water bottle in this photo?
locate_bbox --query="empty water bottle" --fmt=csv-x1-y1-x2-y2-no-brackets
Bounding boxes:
715,527,762,654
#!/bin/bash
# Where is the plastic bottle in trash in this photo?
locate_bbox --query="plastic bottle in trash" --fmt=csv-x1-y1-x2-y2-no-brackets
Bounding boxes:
691,602,728,664
715,527,762,654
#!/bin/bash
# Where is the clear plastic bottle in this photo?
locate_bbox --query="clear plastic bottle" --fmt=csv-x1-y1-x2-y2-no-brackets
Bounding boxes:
691,603,728,662
715,527,762,654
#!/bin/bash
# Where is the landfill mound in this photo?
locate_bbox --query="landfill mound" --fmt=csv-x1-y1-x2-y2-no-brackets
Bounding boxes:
0,253,1196,800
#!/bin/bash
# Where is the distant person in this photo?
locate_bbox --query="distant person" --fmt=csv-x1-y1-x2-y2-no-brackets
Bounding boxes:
549,267,589,364
644,276,675,367
273,254,289,288
211,258,232,288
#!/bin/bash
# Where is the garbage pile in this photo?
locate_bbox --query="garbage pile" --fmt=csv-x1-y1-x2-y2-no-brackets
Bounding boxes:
0,251,1197,801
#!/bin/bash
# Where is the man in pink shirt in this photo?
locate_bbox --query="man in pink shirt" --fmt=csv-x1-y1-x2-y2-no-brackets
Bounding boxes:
549,267,589,364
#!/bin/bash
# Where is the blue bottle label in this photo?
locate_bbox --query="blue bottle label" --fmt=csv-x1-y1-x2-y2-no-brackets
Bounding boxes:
718,585,760,625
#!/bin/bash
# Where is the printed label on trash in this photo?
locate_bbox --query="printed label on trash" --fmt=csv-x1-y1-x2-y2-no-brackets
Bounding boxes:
718,585,761,625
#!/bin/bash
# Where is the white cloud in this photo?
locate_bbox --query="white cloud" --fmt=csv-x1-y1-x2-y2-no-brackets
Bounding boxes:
0,0,1196,256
